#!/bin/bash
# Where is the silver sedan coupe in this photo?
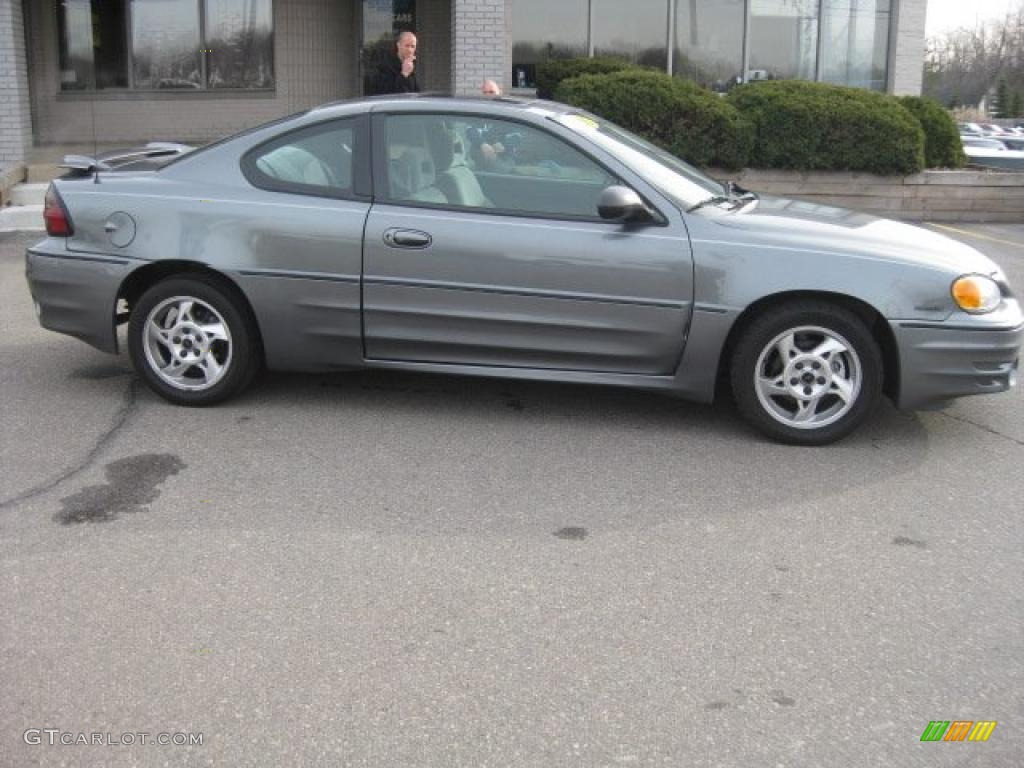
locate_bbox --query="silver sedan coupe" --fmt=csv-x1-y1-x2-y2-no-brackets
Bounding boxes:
25,96,1022,444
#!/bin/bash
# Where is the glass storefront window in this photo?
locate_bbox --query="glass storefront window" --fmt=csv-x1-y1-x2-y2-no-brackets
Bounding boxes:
511,0,588,89
361,0,416,95
57,0,129,89
591,0,669,70
820,0,890,90
206,0,275,89
673,0,744,92
56,0,275,91
131,0,202,89
747,0,820,82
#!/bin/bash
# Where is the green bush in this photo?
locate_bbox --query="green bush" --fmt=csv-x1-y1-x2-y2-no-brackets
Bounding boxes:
555,69,753,170
535,56,634,100
897,96,966,168
727,81,925,175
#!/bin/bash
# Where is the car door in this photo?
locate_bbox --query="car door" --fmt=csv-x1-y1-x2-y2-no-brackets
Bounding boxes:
363,111,693,375
232,115,372,371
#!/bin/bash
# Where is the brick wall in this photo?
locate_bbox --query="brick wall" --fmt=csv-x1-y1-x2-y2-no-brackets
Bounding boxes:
451,0,508,96
27,0,357,146
890,0,926,96
0,0,33,166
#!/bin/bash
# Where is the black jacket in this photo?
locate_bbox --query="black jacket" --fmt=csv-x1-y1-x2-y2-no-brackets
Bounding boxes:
368,56,420,96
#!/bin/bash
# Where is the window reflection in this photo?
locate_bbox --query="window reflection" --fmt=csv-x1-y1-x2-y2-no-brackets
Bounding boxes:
511,0,588,88
57,0,276,91
748,0,820,81
57,0,129,89
591,0,669,70
132,0,202,89
673,0,744,92
820,0,890,90
206,0,274,89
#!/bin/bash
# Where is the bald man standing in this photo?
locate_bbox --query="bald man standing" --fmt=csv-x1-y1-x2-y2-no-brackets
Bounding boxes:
368,30,420,95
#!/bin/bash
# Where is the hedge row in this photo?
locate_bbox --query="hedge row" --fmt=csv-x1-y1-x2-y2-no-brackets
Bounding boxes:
540,59,964,174
897,95,967,169
535,57,634,100
556,70,753,170
725,80,925,175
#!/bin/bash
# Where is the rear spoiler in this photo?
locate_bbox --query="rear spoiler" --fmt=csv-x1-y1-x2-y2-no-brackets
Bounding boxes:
59,142,195,175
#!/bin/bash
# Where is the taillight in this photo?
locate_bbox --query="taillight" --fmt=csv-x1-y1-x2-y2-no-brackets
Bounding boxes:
43,184,74,236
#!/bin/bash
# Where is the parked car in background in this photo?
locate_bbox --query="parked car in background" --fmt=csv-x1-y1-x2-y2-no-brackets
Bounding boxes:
962,137,1011,149
998,135,1024,151
961,135,1024,169
979,123,1009,136
25,96,1023,444
958,122,984,136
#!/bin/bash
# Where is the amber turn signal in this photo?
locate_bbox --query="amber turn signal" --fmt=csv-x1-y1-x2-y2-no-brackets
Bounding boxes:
951,274,1001,314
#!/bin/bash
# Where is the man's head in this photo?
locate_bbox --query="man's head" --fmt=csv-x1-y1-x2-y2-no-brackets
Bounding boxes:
481,79,501,97
396,31,417,62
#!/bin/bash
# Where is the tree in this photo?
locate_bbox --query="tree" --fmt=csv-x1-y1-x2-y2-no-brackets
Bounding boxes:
923,3,1024,114
1012,91,1024,117
995,78,1010,117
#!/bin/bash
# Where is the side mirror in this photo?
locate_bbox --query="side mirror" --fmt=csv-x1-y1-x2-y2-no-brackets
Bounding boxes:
597,185,651,222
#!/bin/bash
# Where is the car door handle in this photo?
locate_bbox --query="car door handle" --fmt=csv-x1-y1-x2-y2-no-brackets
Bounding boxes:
383,228,432,249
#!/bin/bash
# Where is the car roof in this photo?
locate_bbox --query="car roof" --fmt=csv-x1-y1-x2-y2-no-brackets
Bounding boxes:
305,93,575,120
156,94,583,178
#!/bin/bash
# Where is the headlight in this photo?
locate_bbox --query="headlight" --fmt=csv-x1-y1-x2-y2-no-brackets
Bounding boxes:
951,274,1001,314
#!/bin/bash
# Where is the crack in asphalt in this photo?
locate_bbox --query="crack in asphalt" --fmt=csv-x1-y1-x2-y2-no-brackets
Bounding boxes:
0,378,140,510
935,408,1024,447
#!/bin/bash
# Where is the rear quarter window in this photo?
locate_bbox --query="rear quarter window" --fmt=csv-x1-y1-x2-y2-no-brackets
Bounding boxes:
242,119,358,199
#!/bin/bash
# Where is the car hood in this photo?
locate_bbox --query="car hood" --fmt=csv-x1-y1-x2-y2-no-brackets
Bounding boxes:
709,195,999,276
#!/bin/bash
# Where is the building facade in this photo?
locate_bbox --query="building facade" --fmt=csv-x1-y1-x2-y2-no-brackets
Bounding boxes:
1,0,927,167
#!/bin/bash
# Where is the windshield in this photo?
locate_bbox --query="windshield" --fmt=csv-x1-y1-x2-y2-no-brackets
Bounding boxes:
553,112,724,210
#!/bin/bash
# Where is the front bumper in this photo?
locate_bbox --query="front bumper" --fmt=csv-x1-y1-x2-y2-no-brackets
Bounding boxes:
25,240,132,354
893,314,1023,410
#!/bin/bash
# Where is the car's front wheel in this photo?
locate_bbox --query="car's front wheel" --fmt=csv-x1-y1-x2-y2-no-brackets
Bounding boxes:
128,275,259,406
730,302,883,445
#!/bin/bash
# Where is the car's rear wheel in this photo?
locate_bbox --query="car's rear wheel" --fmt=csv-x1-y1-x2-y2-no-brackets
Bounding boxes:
128,275,259,406
730,302,882,445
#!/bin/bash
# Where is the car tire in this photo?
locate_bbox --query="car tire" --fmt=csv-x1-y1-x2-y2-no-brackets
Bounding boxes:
730,301,883,445
128,275,259,406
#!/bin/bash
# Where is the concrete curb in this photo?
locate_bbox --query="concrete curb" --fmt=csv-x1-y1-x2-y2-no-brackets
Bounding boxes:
707,167,1024,223
0,205,44,233
1,164,28,207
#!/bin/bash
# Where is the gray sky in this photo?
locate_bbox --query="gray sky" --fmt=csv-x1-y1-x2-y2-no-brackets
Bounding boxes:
926,0,1020,36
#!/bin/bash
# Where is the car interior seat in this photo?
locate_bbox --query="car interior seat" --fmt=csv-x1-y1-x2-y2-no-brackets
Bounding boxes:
256,146,334,187
425,121,494,208
388,119,448,204
393,148,447,204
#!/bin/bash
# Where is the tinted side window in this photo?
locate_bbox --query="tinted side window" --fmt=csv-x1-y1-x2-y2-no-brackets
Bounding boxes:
383,114,618,219
246,120,356,197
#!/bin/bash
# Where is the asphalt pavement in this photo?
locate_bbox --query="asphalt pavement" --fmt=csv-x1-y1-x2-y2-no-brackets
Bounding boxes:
1,225,1022,767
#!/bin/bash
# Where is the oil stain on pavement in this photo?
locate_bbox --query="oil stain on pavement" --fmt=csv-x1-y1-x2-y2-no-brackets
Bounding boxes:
68,363,132,380
554,526,588,540
892,536,927,549
56,453,186,525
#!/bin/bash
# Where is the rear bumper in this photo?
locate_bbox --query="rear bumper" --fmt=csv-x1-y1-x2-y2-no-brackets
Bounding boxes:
893,317,1023,409
24,240,131,354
